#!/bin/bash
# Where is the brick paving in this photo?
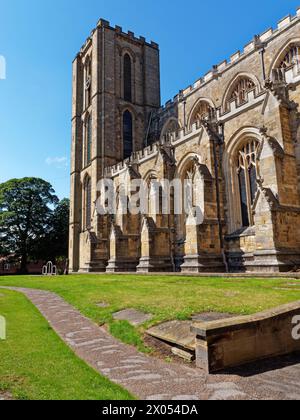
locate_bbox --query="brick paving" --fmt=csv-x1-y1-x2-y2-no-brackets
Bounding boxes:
2,286,300,400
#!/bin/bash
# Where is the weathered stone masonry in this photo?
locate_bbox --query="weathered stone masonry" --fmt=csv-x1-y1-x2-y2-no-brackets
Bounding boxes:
69,10,300,274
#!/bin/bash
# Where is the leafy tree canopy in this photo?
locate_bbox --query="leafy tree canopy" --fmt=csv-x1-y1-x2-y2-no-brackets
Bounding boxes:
34,198,70,263
0,178,69,273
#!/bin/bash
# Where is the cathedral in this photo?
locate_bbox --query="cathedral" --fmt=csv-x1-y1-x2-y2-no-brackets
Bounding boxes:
69,9,300,274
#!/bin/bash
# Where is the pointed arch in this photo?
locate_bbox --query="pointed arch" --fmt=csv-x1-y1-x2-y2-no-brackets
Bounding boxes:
143,170,159,219
269,38,300,83
223,127,262,233
174,153,205,244
84,55,92,109
270,38,300,78
222,73,260,112
143,169,159,184
176,153,204,214
176,153,202,179
188,98,215,129
123,53,132,102
160,118,180,140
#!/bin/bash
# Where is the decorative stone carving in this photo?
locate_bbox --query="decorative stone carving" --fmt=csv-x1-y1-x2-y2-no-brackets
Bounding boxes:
70,10,300,274
228,77,256,108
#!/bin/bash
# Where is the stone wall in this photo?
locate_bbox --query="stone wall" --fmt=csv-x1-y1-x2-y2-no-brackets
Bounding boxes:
192,301,300,373
70,8,300,274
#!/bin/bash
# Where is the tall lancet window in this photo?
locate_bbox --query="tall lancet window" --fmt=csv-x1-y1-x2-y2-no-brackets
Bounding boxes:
86,114,92,165
84,57,92,109
124,54,132,102
123,110,133,159
85,177,92,230
83,114,92,166
237,139,259,228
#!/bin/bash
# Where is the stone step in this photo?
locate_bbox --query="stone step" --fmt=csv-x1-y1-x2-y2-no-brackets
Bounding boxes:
171,347,195,362
147,320,196,351
147,313,234,355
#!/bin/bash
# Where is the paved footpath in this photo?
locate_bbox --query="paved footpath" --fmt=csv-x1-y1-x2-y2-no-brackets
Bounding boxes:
3,287,300,400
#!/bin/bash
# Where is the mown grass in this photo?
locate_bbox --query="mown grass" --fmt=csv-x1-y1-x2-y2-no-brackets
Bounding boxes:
1,274,300,351
0,289,134,400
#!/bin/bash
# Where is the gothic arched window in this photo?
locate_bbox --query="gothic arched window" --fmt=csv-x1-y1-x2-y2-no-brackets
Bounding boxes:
161,119,180,140
84,114,92,166
123,110,133,159
85,177,92,230
226,77,256,111
237,139,259,227
190,101,214,127
124,54,132,102
84,57,92,108
279,45,300,69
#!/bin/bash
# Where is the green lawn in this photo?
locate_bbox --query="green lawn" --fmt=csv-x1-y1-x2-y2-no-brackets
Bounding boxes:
0,289,133,400
1,274,300,352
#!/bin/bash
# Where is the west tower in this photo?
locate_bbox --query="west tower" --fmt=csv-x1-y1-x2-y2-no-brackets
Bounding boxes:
69,19,161,272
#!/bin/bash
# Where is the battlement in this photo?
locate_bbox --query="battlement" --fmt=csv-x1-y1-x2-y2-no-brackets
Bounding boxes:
159,7,300,110
104,123,205,178
158,94,181,113
77,18,159,59
104,142,161,177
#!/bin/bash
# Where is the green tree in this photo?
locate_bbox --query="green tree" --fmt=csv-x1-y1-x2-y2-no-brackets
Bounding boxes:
46,198,70,262
32,198,70,271
0,240,7,256
0,178,59,273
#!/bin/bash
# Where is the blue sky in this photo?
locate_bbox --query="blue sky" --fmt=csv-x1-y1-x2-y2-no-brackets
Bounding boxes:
0,0,299,199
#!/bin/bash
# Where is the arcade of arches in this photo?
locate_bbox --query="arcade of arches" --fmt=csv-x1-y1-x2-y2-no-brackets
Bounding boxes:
70,12,300,274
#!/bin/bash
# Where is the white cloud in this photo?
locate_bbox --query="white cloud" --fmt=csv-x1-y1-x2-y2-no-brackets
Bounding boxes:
0,55,6,80
45,156,68,169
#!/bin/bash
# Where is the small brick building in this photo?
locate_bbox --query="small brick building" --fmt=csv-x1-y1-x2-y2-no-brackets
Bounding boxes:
0,256,44,275
69,9,300,273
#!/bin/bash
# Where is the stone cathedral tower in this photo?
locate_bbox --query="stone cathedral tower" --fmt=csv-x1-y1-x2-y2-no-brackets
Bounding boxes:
69,19,161,272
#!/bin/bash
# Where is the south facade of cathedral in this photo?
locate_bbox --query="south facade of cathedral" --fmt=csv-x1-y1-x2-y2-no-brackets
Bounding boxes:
69,9,300,273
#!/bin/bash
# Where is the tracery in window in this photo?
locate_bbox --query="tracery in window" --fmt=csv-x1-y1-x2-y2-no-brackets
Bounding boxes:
236,139,259,227
227,77,256,109
190,101,214,126
84,57,92,108
279,45,300,69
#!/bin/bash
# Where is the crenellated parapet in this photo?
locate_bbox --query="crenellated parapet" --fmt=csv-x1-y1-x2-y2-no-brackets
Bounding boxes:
104,123,206,178
70,7,300,275
104,142,161,177
161,8,300,103
74,18,159,61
